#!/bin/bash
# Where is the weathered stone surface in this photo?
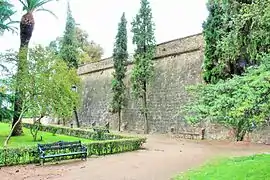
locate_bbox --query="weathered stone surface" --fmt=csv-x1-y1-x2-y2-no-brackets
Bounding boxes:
75,33,269,143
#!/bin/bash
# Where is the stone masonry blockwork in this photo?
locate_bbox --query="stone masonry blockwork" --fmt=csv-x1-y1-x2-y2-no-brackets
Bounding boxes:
76,33,269,144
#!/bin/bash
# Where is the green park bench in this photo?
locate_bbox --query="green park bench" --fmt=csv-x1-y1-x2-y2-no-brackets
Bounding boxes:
38,140,87,165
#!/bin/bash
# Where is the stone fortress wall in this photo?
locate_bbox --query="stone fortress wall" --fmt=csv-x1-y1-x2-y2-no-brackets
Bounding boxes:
77,33,269,144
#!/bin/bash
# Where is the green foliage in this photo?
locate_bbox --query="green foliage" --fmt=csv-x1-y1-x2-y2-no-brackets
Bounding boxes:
22,123,128,141
0,137,146,166
131,0,156,98
75,27,104,64
60,2,79,69
131,0,156,134
0,78,14,121
173,154,270,180
27,45,81,119
185,55,270,141
111,13,128,130
0,122,146,166
12,0,57,136
9,45,81,122
51,11,104,67
50,27,104,65
29,119,41,141
203,0,270,83
0,92,13,121
18,0,57,16
202,0,226,83
0,147,39,166
86,138,146,156
0,0,18,35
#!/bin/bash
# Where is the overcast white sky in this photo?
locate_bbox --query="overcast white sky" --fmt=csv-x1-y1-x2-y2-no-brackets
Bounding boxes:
0,0,208,58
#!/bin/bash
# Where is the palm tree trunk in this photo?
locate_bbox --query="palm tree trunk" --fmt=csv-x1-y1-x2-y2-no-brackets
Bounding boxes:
12,13,34,136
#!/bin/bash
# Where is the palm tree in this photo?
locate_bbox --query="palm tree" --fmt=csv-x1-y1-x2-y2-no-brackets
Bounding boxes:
0,0,18,35
12,0,57,136
18,0,57,48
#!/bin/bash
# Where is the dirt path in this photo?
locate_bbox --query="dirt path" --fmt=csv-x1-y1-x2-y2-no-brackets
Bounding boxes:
0,135,269,180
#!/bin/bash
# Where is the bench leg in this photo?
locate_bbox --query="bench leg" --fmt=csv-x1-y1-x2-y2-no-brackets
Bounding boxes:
40,158,44,166
82,153,87,160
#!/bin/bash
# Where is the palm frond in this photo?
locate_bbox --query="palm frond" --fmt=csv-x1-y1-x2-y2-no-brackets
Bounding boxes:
18,0,28,11
35,0,56,8
36,7,57,18
18,0,57,12
0,0,18,34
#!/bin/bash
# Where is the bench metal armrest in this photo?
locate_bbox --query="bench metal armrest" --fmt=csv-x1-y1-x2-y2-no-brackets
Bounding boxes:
38,146,45,157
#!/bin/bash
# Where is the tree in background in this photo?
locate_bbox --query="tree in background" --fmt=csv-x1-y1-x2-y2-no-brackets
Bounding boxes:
13,0,57,136
4,45,80,146
0,0,18,35
185,54,270,141
75,27,103,64
60,2,79,69
202,0,225,83
50,27,103,65
187,0,270,141
202,0,270,84
0,79,14,122
111,13,128,131
131,0,156,134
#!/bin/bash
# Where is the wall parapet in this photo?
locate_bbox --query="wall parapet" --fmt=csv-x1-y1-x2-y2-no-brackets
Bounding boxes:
78,33,203,75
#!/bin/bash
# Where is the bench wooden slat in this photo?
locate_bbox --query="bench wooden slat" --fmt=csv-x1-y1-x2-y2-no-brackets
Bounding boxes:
41,151,86,159
38,140,87,165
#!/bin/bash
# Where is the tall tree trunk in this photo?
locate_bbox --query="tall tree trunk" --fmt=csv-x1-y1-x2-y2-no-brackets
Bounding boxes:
74,107,80,128
118,109,121,131
12,13,34,136
5,104,27,147
143,81,148,134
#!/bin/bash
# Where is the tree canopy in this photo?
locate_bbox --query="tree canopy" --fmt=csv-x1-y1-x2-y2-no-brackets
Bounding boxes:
187,0,270,141
10,45,80,120
60,2,79,69
186,54,270,141
131,0,156,134
202,0,270,83
111,13,128,131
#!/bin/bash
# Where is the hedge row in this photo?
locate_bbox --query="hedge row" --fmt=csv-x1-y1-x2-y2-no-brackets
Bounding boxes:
0,138,145,166
22,123,129,140
0,124,146,167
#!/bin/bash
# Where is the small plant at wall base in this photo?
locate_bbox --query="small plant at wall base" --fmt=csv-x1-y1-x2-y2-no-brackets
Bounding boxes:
131,0,156,134
111,12,128,131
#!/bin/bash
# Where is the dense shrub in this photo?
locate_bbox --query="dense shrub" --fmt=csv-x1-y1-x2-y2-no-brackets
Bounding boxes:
203,0,270,83
185,55,270,141
0,123,146,166
0,147,39,166
23,123,128,140
86,138,145,156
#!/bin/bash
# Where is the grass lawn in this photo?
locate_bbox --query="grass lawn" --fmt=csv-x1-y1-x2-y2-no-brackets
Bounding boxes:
0,122,92,148
173,154,270,180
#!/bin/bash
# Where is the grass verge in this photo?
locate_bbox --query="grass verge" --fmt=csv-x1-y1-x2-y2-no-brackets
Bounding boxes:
173,153,270,180
0,122,92,148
